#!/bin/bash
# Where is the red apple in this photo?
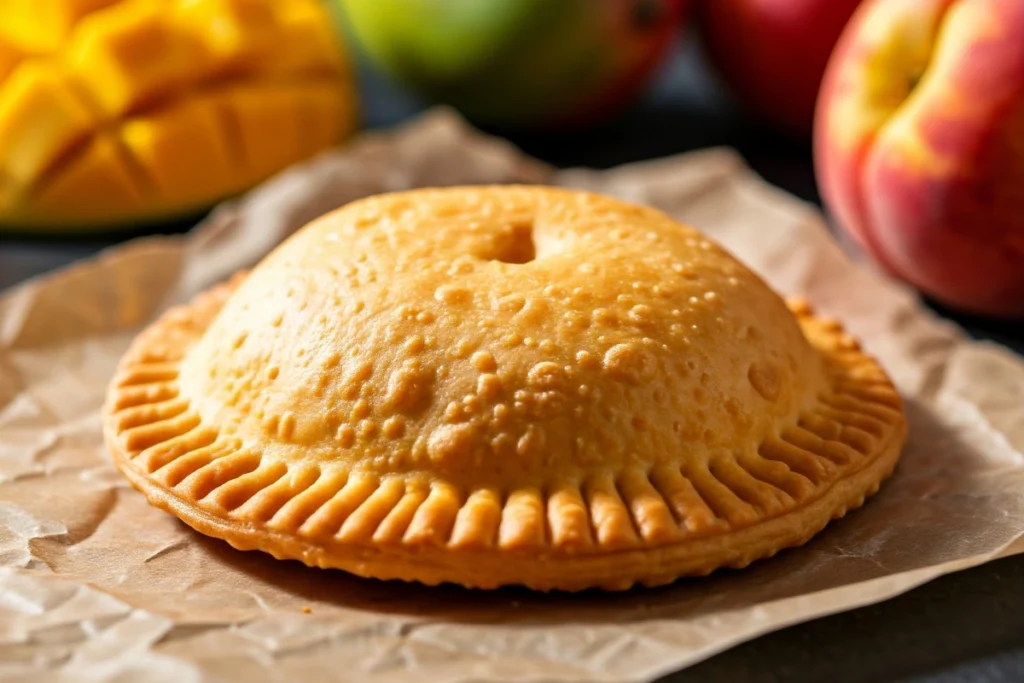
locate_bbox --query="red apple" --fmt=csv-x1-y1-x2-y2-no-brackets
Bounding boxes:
815,0,1024,317
697,0,862,137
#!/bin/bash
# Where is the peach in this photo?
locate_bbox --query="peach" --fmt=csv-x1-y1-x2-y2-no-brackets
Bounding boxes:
815,0,1024,317
697,0,862,136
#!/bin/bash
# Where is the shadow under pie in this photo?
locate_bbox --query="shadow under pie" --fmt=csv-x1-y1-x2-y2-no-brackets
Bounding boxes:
173,395,1013,630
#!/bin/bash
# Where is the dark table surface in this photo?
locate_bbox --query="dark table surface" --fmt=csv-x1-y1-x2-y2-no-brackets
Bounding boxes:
2,29,1023,683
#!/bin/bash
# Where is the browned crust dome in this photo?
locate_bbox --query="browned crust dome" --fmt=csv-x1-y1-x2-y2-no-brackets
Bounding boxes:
103,187,906,591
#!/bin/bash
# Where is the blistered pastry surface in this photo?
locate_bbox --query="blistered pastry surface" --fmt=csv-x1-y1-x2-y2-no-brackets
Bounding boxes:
104,187,907,591
179,187,826,489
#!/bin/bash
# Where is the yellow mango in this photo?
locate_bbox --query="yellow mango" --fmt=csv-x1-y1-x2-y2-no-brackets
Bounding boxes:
0,0,119,53
293,83,355,157
32,136,145,220
0,40,23,82
220,84,304,183
0,64,96,187
270,0,347,75
175,0,278,74
121,96,239,206
0,0,358,231
67,2,210,116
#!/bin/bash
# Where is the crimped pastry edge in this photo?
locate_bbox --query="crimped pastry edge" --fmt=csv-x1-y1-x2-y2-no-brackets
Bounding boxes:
103,277,907,592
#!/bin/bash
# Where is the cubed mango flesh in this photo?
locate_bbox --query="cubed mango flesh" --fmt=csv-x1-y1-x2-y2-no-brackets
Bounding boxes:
0,0,358,231
0,0,120,53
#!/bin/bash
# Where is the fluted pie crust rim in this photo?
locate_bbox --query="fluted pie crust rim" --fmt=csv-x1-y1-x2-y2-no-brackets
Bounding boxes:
103,274,906,592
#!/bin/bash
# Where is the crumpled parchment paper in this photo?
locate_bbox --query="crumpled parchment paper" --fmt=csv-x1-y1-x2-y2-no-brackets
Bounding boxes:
2,110,1023,683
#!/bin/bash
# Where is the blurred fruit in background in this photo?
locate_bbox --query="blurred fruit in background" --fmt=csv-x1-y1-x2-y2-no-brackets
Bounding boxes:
0,0,359,232
816,0,1024,318
697,0,862,137
336,0,684,129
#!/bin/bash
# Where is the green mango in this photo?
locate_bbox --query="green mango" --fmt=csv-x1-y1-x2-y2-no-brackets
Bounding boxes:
337,0,684,127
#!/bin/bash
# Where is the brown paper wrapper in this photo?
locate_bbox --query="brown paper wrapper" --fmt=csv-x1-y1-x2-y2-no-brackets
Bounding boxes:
2,110,1023,683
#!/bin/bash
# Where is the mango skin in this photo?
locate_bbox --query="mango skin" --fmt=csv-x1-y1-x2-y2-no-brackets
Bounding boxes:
337,0,684,128
0,0,359,233
815,0,1024,317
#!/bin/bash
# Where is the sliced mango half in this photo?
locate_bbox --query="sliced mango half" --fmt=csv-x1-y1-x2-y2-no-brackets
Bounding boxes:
0,0,358,231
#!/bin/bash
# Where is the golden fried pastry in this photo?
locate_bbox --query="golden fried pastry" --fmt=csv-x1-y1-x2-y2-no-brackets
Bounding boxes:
103,186,906,591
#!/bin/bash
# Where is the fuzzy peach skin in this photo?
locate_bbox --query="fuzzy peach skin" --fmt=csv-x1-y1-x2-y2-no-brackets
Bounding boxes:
697,0,862,137
815,0,1024,317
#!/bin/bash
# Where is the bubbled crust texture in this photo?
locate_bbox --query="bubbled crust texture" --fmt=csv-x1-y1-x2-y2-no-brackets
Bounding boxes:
180,188,826,488
103,187,907,591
